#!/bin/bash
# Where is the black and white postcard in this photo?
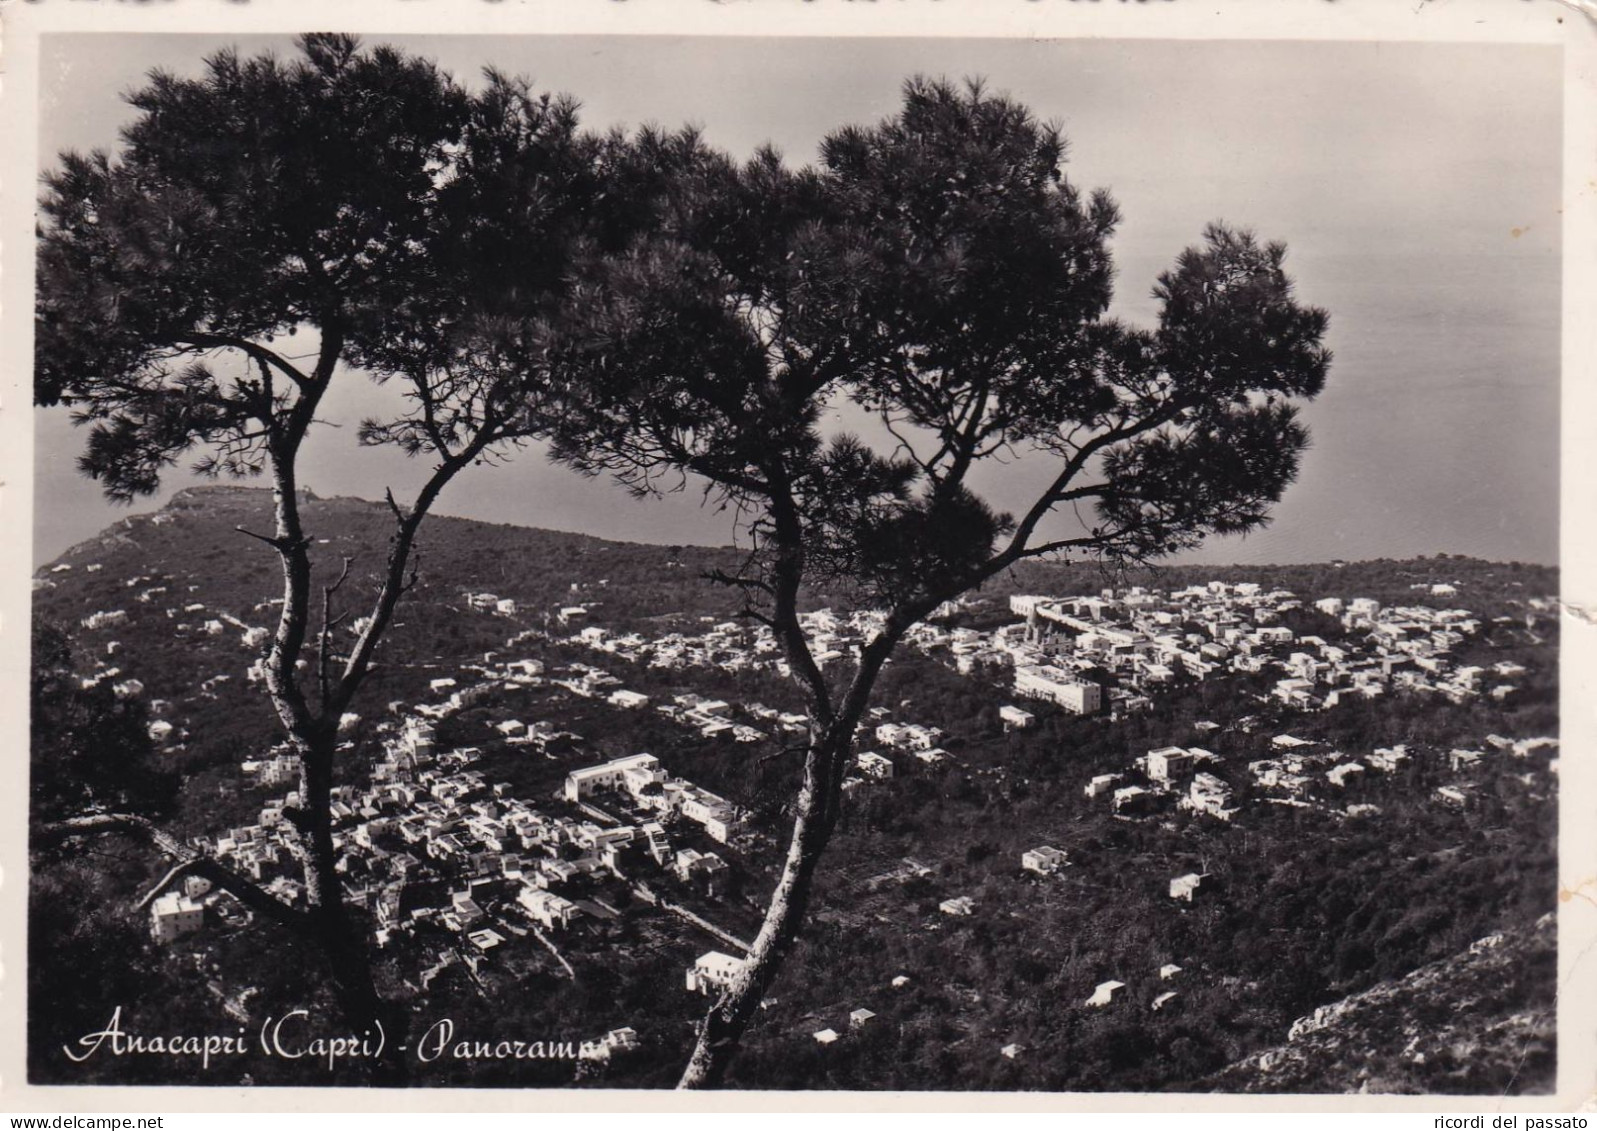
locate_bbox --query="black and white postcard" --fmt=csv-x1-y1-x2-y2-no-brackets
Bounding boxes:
3,0,1593,1115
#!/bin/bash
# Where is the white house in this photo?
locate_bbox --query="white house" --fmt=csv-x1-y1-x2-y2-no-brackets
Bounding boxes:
1183,773,1236,820
1145,746,1194,785
1169,873,1205,902
856,751,895,780
1022,845,1070,875
686,950,746,995
999,705,1037,731
1086,980,1125,1007
149,891,205,943
1326,762,1366,788
517,887,579,931
1112,785,1153,815
83,610,130,630
1084,773,1123,799
679,790,740,843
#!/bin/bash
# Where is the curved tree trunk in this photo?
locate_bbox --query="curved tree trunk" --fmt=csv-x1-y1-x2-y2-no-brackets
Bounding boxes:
678,729,845,1089
674,541,915,1090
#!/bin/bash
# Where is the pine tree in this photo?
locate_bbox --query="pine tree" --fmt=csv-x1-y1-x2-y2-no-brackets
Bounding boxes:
543,77,1331,1087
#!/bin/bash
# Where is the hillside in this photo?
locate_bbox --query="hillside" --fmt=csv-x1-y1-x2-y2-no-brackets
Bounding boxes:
31,487,757,833
28,486,1561,1092
1202,913,1556,1094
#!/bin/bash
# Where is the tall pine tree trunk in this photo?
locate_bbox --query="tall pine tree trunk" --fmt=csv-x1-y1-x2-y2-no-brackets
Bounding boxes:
296,734,411,1084
262,457,406,1083
677,608,909,1088
678,727,845,1089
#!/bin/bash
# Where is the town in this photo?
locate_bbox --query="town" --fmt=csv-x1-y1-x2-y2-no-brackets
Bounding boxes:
89,565,1551,1059
31,488,1560,1092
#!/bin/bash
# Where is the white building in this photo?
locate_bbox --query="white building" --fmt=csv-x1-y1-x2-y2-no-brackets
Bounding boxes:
82,610,130,630
1326,762,1366,787
1145,746,1194,785
1022,845,1069,875
1183,773,1236,821
856,751,895,780
1084,773,1123,798
874,722,909,747
564,753,663,802
1086,980,1125,1007
517,887,580,931
1347,598,1381,622
679,790,740,843
1014,665,1101,714
1112,785,1153,814
999,705,1037,731
686,950,746,995
150,891,205,943
252,753,301,788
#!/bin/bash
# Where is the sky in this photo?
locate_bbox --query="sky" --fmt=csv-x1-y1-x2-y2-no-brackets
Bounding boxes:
31,34,1563,569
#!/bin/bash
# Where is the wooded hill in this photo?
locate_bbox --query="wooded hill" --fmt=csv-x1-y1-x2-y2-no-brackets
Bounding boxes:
29,486,1560,1092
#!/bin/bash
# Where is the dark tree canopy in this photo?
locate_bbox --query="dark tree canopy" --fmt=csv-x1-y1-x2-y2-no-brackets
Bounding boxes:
35,33,608,500
548,77,1331,614
33,33,623,738
38,35,456,493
